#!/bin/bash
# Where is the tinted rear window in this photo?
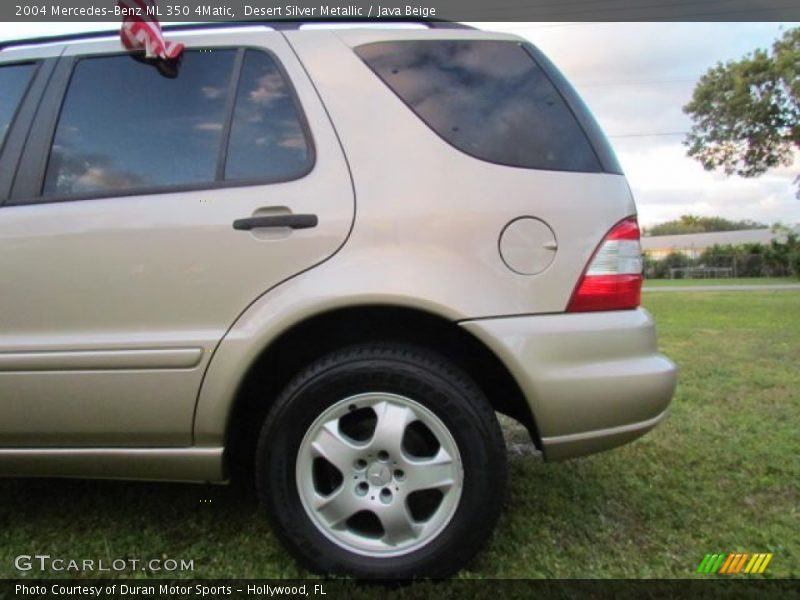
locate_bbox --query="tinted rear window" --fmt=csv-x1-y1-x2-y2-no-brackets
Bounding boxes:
0,63,36,150
356,40,602,173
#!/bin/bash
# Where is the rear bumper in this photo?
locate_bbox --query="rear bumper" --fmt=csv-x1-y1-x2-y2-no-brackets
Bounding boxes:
460,308,677,461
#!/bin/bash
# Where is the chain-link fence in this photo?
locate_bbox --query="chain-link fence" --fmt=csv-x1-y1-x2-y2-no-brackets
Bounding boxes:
644,253,793,279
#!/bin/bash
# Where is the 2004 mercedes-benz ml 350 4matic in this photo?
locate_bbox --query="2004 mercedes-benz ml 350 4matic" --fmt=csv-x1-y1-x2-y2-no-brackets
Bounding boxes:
0,22,677,578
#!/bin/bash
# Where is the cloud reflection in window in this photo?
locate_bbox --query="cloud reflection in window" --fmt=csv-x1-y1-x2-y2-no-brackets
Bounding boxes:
224,51,311,181
357,41,602,173
43,50,236,196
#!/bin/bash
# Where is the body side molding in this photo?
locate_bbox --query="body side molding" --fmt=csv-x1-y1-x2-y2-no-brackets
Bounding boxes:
0,447,224,482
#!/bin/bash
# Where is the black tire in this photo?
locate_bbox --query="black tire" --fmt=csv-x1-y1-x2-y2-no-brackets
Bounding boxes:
255,343,507,579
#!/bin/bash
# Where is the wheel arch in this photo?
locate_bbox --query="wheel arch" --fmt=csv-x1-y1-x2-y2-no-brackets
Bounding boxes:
209,304,540,480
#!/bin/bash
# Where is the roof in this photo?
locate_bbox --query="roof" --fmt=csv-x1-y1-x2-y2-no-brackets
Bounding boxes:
641,229,776,251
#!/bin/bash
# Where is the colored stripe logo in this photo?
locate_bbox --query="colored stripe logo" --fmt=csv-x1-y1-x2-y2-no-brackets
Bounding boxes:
697,552,773,574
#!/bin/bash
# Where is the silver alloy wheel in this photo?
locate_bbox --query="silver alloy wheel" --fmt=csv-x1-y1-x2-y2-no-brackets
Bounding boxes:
296,393,464,557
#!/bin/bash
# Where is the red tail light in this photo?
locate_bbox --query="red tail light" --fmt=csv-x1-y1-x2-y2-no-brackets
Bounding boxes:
567,217,643,312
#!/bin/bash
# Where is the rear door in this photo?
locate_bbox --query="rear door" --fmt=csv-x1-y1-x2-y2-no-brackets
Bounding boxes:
0,29,354,447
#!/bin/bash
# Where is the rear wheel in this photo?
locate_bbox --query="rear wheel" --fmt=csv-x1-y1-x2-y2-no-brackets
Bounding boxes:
256,344,507,578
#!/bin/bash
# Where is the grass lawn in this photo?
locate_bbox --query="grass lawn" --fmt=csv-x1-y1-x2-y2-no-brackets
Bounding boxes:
0,291,798,581
644,276,797,287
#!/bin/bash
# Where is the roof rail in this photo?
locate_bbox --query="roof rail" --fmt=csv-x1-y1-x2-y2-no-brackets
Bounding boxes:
0,20,475,52
269,19,473,30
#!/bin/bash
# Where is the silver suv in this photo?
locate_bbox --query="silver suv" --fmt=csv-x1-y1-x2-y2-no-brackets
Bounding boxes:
0,22,677,578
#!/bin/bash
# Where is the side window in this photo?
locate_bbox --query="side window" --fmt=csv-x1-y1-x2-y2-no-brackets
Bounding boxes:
225,50,312,181
356,41,602,173
0,63,36,151
43,51,236,197
41,48,314,199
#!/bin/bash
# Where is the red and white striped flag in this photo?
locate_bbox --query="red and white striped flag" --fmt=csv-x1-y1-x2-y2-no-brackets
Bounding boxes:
118,0,184,61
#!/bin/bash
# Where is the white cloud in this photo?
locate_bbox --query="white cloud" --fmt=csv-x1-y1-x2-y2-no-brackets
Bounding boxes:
616,139,799,226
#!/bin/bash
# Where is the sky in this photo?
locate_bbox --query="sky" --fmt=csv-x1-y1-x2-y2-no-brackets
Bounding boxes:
1,21,799,228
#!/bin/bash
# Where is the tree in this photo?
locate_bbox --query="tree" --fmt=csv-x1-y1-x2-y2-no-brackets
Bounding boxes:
791,249,800,279
646,252,692,279
683,27,799,196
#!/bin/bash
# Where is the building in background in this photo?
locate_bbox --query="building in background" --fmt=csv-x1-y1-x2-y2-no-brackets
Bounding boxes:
641,229,777,260
642,226,800,279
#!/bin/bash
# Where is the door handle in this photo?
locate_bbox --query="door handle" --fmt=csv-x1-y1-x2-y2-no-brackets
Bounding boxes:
232,214,318,231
